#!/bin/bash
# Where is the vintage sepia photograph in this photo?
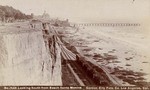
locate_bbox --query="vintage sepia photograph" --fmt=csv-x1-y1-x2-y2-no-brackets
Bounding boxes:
0,0,150,89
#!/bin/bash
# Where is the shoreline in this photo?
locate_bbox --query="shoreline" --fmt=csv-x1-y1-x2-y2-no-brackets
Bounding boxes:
60,26,150,86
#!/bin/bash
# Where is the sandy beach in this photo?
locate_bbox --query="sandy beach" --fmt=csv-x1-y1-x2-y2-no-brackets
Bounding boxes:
61,25,150,86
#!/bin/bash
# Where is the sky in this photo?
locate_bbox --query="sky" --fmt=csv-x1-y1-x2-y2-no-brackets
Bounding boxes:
0,0,150,22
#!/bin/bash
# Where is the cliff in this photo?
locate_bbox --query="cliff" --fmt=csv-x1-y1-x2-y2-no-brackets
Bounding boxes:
0,23,62,85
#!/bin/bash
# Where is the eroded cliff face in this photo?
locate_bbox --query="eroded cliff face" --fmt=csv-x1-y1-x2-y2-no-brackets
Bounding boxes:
0,29,61,85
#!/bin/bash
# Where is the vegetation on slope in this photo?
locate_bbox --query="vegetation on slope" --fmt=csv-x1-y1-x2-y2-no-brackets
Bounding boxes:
0,5,33,22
